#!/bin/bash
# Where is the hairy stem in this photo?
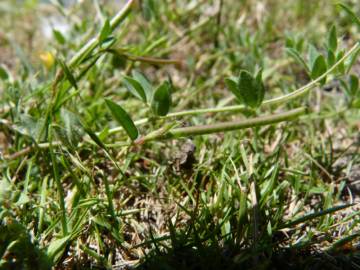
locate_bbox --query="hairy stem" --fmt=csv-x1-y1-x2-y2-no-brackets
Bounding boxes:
134,107,306,142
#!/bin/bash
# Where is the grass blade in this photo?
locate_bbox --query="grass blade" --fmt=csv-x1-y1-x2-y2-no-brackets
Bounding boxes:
280,204,354,229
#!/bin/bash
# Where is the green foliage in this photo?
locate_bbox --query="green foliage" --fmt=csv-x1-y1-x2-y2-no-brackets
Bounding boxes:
0,1,359,269
132,70,153,101
105,99,139,140
123,75,148,102
338,3,360,28
225,70,265,108
224,76,243,103
151,80,172,116
327,25,337,52
310,54,327,85
286,47,310,73
52,29,66,45
0,215,51,270
57,58,78,89
99,19,111,43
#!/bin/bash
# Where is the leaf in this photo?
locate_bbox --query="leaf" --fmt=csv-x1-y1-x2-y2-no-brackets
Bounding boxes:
105,99,139,140
224,77,243,103
308,44,319,69
60,109,83,147
327,49,336,67
353,98,360,108
46,235,71,263
337,3,360,28
349,74,359,96
0,179,12,204
142,0,156,21
339,78,349,96
123,75,147,102
0,64,11,81
286,47,310,73
151,81,172,116
53,29,66,45
13,114,45,141
132,70,153,102
238,70,265,108
255,68,265,103
285,36,295,48
260,164,279,206
15,193,30,206
281,203,354,229
99,18,111,43
327,25,337,52
336,50,346,74
345,46,360,73
310,55,327,85
83,126,108,150
58,58,78,89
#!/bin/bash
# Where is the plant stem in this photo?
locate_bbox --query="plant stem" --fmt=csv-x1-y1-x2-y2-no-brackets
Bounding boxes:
147,107,306,140
49,130,68,236
4,108,306,158
68,0,135,68
107,42,359,136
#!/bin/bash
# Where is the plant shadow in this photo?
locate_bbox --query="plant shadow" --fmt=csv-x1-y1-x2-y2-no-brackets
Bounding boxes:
135,238,360,270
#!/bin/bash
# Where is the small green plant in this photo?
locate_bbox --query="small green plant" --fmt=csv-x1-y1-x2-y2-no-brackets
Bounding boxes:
0,1,360,269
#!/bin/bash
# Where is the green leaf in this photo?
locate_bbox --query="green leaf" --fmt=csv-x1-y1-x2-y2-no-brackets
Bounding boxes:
13,114,45,142
224,77,243,103
58,58,78,89
0,179,12,204
345,46,360,73
53,29,66,45
286,47,310,73
105,99,139,140
151,81,172,116
0,64,11,81
142,0,156,21
336,50,346,74
310,55,327,85
260,164,279,206
123,75,147,102
238,70,265,108
46,235,71,264
349,74,359,96
327,25,337,52
327,49,336,67
83,126,108,150
132,70,153,102
61,109,83,147
285,36,295,48
308,44,319,69
255,68,265,102
281,204,354,229
337,3,360,28
99,18,111,43
353,98,360,108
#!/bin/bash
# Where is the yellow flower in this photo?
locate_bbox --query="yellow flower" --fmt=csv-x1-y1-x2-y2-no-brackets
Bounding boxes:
39,51,55,70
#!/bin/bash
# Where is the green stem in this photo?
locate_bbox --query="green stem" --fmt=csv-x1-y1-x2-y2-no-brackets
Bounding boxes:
143,107,306,141
102,174,117,222
49,129,68,236
4,108,306,157
68,0,135,68
38,1,135,142
107,42,359,136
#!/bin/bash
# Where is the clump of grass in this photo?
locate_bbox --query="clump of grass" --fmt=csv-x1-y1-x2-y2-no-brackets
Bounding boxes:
0,0,360,269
